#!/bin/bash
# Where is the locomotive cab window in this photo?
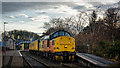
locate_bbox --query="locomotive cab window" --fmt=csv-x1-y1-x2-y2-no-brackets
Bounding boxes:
59,31,64,36
65,32,71,36
51,31,71,39
53,32,58,38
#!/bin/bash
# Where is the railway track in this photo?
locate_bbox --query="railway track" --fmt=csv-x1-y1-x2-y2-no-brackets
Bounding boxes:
22,56,33,68
22,52,52,68
21,51,88,68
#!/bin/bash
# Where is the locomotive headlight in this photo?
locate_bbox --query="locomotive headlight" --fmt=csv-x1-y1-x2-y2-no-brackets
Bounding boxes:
64,45,67,48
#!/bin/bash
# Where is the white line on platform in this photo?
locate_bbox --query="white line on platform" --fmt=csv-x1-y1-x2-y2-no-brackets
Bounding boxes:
76,53,97,65
18,50,22,56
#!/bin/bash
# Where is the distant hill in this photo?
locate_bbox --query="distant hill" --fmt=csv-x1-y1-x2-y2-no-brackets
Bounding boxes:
3,30,40,41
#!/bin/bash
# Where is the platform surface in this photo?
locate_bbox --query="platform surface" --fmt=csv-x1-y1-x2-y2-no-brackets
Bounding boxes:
76,53,115,67
3,50,23,68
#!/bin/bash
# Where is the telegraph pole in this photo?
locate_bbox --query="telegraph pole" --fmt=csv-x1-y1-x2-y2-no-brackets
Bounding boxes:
3,22,8,55
2,22,8,67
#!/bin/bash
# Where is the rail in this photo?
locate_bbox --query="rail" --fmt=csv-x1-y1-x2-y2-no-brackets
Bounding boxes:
21,51,52,68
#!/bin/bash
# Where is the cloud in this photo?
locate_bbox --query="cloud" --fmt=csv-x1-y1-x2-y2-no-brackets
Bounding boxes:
8,14,29,19
2,1,120,34
29,15,50,22
2,2,60,14
5,21,46,34
2,2,78,14
74,2,96,10
2,1,120,14
17,14,29,18
19,21,25,23
9,16,15,18
29,17,36,21
2,0,120,2
100,0,119,4
35,10,47,14
36,5,79,17
53,5,78,15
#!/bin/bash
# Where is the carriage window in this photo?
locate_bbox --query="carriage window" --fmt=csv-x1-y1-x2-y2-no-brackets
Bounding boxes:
53,32,58,38
47,39,49,47
65,32,71,36
59,31,64,36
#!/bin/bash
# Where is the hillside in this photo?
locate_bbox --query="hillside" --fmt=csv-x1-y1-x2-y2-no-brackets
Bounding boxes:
3,30,40,42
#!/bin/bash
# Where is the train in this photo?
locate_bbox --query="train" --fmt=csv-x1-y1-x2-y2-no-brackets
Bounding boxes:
29,30,76,61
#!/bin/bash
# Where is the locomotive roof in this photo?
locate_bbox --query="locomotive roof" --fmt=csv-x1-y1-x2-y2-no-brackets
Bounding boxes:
50,29,70,36
39,30,71,40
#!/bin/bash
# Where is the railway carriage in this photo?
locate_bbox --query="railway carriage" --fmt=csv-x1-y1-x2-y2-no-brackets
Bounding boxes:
29,40,39,54
29,30,76,61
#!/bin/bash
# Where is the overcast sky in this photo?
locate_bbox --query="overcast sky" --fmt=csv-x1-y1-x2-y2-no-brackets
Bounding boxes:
0,0,120,38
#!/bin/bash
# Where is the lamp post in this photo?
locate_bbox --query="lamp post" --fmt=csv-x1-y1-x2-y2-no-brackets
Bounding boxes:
3,22,8,55
2,22,8,67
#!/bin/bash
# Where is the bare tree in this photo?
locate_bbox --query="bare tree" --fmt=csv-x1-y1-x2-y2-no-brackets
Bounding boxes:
43,11,91,34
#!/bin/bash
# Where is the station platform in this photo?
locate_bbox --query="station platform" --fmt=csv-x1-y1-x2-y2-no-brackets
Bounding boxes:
76,53,115,67
3,50,23,68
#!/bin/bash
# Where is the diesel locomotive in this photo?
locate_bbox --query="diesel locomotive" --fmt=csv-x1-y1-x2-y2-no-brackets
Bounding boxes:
29,30,76,61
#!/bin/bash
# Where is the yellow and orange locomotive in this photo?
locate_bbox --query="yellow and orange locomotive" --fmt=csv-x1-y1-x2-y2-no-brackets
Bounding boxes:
29,30,76,61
